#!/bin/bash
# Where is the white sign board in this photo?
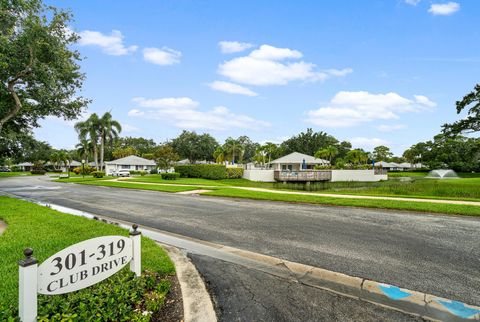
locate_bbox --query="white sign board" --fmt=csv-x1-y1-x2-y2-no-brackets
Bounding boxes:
37,236,132,295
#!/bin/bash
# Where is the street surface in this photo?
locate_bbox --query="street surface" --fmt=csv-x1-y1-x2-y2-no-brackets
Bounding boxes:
1,176,479,320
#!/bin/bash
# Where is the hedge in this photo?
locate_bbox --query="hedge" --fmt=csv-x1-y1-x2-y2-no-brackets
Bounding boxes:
91,171,105,178
31,170,46,175
174,164,227,180
161,172,181,180
226,167,244,179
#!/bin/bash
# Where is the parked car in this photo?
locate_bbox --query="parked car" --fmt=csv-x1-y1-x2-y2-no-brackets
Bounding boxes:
115,169,130,177
0,167,12,172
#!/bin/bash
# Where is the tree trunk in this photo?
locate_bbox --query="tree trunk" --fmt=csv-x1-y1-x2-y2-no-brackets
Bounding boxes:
0,85,23,135
93,144,99,170
100,133,105,172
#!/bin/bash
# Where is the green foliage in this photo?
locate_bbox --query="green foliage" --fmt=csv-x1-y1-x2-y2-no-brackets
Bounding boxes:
0,196,174,320
226,167,244,179
91,171,105,178
372,145,393,162
129,170,148,175
161,172,181,180
112,146,137,159
154,144,179,170
0,0,88,134
30,169,45,175
72,165,94,175
114,137,158,156
443,84,480,135
150,168,158,174
280,128,339,156
174,164,227,179
171,130,219,163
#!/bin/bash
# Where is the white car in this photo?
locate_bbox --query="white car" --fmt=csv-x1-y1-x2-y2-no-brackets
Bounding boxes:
115,169,130,177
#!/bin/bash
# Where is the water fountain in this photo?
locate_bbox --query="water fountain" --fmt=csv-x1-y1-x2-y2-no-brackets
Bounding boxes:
425,169,459,179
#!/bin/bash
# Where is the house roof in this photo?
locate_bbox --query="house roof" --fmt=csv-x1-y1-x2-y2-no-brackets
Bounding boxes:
269,152,329,164
105,155,156,166
16,162,33,167
375,161,424,168
69,160,82,166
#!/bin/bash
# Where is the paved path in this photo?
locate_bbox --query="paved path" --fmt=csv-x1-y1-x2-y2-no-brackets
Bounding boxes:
1,176,479,319
117,177,480,206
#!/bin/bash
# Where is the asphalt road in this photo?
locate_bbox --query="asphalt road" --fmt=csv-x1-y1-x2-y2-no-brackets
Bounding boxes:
1,176,479,311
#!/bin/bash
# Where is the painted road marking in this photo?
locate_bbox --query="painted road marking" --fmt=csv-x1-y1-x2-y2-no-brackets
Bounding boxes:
378,284,412,300
436,300,480,319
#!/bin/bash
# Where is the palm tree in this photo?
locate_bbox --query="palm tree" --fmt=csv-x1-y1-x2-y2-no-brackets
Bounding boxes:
223,138,244,164
263,142,278,164
315,145,338,164
98,112,121,171
76,139,92,163
75,113,101,170
213,146,227,164
346,149,367,165
254,146,267,165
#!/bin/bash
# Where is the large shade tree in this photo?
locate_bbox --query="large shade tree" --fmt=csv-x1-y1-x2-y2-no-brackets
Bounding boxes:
443,84,480,135
0,0,88,135
171,130,218,163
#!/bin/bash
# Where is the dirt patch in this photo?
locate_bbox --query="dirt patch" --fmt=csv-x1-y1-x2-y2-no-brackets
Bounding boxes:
0,220,6,235
176,189,213,195
153,274,184,322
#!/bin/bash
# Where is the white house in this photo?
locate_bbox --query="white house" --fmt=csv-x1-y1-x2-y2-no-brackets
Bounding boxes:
375,161,424,171
269,152,330,171
16,162,33,171
104,155,156,175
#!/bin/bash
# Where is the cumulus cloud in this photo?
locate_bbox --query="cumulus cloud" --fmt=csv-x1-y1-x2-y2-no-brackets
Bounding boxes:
127,109,144,117
306,91,436,128
375,124,406,132
78,30,138,55
350,137,390,150
143,47,181,66
428,2,460,15
208,81,258,96
218,44,351,86
218,41,254,54
129,97,269,130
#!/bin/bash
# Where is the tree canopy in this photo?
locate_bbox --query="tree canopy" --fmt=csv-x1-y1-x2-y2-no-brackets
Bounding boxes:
0,0,88,135
443,84,480,135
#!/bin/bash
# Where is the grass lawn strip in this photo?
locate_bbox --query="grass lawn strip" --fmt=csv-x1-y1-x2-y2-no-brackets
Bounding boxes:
202,188,480,216
0,196,175,320
76,180,209,192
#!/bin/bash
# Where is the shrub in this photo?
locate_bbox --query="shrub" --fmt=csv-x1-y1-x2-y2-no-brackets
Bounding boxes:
91,171,105,178
129,170,148,175
73,165,94,175
150,168,158,174
161,172,180,180
30,170,46,175
50,169,63,173
10,165,20,172
226,167,244,179
174,164,226,180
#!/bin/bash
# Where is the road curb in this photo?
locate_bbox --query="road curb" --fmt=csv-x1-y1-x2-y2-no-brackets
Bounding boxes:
11,197,480,322
161,244,217,322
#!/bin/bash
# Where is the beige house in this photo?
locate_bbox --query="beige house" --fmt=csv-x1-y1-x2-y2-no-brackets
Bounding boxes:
105,155,156,175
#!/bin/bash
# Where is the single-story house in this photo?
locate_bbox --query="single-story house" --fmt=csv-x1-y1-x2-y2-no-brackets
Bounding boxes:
268,152,330,171
16,162,33,171
105,155,156,175
374,161,424,171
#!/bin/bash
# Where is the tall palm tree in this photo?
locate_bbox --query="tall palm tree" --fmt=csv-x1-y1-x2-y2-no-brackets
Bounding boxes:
75,113,101,169
223,138,244,164
213,146,226,164
76,139,92,163
315,145,338,164
98,112,121,171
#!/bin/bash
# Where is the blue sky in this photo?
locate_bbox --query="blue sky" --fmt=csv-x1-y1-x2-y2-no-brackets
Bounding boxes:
35,0,480,155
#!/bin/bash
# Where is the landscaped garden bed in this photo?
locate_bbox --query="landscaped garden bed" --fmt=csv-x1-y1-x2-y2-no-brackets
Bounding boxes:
0,197,182,321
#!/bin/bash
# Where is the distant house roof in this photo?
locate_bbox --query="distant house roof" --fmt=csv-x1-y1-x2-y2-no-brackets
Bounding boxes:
269,152,329,165
375,161,424,169
69,160,82,166
105,155,156,166
16,162,33,167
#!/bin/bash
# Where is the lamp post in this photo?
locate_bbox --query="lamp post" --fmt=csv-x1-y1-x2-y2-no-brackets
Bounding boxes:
81,159,85,178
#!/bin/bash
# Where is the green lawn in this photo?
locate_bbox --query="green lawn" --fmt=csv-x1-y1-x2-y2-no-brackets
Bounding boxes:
322,178,480,201
75,179,207,192
0,196,175,319
0,172,32,178
127,176,277,188
202,188,480,216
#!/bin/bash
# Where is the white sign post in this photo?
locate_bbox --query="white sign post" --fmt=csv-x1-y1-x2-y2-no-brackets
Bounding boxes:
18,225,142,321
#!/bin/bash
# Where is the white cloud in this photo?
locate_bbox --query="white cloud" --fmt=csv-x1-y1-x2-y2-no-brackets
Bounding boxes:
129,97,269,130
78,30,138,56
208,81,258,96
218,44,350,86
132,97,198,108
122,124,140,133
306,91,436,128
324,68,353,77
414,95,437,107
218,41,254,54
127,109,144,117
428,2,460,15
143,47,181,66
375,124,406,132
350,137,390,150
405,0,421,5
